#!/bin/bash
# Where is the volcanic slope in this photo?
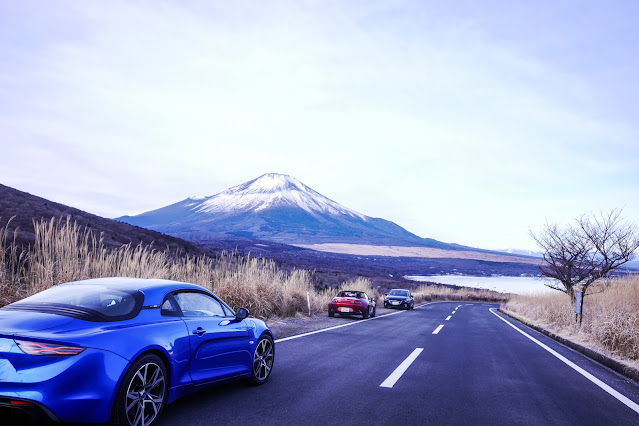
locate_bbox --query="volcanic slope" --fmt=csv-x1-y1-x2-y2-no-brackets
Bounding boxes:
117,173,463,248
0,183,211,256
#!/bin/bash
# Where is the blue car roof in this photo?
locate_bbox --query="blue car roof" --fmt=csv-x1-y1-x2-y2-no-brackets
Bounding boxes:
56,277,210,304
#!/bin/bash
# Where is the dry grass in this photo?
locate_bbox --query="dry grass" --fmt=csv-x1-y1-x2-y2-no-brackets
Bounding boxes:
412,283,509,303
208,255,323,318
0,217,28,305
1,216,515,321
0,217,321,319
334,277,383,301
504,275,639,361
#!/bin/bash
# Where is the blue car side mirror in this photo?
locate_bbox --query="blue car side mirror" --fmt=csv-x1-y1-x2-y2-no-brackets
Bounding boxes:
236,307,250,320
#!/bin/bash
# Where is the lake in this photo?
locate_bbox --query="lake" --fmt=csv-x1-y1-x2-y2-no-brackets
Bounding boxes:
404,274,558,295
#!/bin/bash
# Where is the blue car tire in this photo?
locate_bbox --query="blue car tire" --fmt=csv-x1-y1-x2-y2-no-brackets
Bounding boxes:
112,353,168,426
249,335,274,386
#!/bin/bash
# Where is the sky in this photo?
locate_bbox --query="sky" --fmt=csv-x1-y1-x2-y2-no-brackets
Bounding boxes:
1,1,638,251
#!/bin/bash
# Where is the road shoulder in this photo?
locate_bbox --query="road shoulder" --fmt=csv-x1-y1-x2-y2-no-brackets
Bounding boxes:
499,307,639,383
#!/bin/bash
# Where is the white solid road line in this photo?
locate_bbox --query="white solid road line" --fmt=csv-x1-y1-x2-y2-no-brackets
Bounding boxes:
380,348,424,388
274,301,450,343
490,308,639,415
274,309,405,343
445,315,452,321
432,324,444,334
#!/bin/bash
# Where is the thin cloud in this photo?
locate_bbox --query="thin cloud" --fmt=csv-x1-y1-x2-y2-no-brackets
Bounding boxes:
0,1,637,249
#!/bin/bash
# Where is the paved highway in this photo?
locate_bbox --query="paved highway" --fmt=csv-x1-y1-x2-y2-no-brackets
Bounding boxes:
158,302,639,425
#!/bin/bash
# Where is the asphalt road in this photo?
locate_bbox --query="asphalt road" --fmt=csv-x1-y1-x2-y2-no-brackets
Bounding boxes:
157,302,639,425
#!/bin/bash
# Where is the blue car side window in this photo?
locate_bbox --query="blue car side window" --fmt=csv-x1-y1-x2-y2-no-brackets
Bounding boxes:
174,292,226,317
161,297,180,317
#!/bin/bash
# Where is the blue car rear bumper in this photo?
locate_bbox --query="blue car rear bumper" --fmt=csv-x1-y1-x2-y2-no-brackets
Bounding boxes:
0,338,129,423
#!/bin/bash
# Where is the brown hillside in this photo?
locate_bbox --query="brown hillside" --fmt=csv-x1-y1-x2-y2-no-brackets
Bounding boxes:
0,183,211,256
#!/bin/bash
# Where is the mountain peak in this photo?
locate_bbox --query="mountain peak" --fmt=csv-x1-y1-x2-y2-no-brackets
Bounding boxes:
117,173,435,246
238,173,306,194
194,173,366,218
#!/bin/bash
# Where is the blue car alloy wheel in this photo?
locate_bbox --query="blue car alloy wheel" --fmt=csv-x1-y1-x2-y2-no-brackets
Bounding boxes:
0,277,274,425
250,335,274,385
113,353,168,425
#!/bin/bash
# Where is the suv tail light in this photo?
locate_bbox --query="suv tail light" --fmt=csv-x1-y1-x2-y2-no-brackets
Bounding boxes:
15,340,86,356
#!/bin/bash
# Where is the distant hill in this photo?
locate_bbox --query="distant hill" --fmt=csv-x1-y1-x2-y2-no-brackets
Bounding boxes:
0,183,211,256
499,248,543,258
117,173,468,249
0,182,544,291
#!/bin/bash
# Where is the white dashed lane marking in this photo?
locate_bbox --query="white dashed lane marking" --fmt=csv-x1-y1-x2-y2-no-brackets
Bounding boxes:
380,348,424,388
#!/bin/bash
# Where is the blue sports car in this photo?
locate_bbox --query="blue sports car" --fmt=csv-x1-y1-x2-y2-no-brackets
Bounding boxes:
0,277,274,424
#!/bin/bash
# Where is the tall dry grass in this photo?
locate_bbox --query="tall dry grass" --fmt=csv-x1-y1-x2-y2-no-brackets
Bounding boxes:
1,216,516,321
411,283,509,303
333,277,382,301
209,255,323,318
0,217,321,319
0,217,28,305
504,275,639,360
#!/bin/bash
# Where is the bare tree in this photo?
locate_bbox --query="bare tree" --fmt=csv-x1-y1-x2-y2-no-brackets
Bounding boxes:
531,209,639,309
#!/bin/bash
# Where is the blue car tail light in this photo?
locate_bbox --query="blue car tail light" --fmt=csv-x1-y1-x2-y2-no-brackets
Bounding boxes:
9,400,34,406
1,342,131,423
15,340,86,356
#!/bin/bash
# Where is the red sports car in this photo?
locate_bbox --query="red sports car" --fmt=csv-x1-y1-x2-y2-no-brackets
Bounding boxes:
328,290,376,319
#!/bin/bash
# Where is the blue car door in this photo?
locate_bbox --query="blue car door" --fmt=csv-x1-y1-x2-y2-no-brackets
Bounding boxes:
173,291,251,384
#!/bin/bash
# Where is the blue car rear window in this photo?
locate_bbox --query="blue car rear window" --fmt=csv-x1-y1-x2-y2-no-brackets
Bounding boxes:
3,285,144,322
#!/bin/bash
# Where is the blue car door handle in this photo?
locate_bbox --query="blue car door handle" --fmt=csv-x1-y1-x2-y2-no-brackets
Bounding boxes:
192,327,206,336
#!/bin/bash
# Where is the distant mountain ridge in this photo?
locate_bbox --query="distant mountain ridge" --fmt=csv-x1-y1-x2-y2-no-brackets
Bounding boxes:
117,173,462,248
500,248,543,258
0,183,211,256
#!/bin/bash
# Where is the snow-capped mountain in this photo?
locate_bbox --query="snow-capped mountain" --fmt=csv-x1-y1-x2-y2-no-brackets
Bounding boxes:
500,248,544,258
190,173,366,219
117,173,454,247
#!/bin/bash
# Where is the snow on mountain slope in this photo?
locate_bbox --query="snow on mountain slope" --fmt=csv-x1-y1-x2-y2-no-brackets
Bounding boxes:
193,174,367,220
500,248,543,258
116,173,455,247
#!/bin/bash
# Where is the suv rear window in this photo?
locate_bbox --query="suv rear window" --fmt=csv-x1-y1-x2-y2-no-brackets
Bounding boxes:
3,284,144,322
